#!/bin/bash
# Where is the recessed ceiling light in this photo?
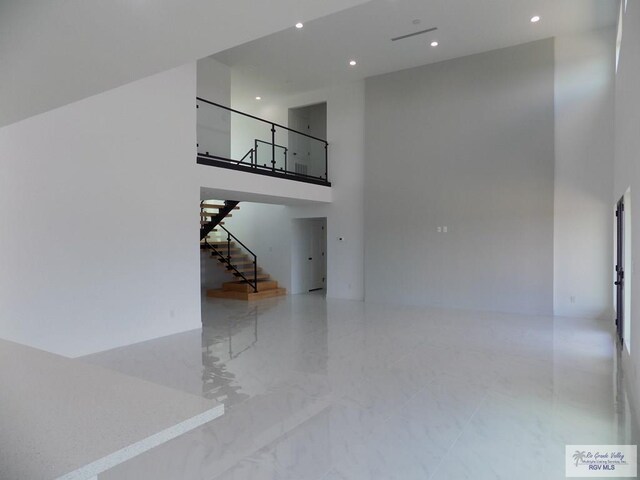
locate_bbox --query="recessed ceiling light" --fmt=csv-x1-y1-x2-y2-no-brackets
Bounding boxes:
255,96,262,100
295,22,304,29
430,41,439,47
530,15,541,23
349,60,357,66
412,19,421,25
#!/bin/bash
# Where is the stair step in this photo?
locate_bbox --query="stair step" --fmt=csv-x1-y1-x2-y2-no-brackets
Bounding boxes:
200,221,225,225
233,272,270,280
201,204,240,210
227,266,262,274
200,213,233,218
226,260,254,267
205,242,237,248
199,240,229,247
207,287,286,301
211,248,242,255
203,240,237,247
223,280,278,292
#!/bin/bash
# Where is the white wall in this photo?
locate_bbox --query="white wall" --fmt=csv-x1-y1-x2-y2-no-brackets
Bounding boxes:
0,0,369,127
225,82,365,300
614,0,640,416
197,58,231,105
364,40,556,315
0,64,201,357
553,28,616,319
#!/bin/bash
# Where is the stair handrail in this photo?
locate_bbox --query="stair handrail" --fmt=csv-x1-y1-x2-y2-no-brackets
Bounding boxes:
236,148,254,166
203,224,258,293
196,97,329,183
197,97,327,143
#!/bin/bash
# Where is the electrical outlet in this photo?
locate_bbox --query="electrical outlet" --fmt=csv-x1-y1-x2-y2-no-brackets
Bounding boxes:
443,226,448,233
570,296,576,304
437,227,442,233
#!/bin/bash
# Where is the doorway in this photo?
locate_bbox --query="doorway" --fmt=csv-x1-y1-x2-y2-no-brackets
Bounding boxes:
291,218,327,294
288,103,327,179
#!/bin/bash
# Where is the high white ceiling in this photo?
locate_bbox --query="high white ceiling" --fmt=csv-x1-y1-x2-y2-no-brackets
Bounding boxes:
215,0,618,100
0,0,368,127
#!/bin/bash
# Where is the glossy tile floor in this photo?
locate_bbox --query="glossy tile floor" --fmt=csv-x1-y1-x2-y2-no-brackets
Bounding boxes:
84,295,638,480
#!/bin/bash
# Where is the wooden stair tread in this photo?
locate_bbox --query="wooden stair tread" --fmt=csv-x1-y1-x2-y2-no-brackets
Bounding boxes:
233,272,270,279
226,268,263,275
200,213,233,218
212,249,243,255
223,280,278,292
200,204,240,210
207,287,286,301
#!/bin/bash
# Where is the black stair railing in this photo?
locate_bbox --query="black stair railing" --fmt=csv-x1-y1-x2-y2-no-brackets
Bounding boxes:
203,224,258,293
236,148,254,166
196,97,330,186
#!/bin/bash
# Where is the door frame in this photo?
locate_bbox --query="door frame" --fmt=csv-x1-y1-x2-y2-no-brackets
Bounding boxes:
615,196,625,344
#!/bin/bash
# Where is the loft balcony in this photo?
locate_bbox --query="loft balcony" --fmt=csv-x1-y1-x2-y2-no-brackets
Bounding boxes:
196,97,330,187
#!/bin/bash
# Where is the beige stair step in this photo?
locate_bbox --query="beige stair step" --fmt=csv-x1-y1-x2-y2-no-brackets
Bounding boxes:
233,273,270,281
221,256,253,268
207,287,286,301
227,266,263,275
200,204,240,210
224,262,262,274
223,280,278,292
200,213,233,218
216,245,249,255
211,248,242,255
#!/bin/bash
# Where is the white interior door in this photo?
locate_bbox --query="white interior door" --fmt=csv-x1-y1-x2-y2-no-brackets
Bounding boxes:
306,219,325,291
292,218,326,293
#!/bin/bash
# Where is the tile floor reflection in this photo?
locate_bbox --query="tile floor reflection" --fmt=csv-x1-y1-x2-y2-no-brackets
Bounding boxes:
83,295,638,479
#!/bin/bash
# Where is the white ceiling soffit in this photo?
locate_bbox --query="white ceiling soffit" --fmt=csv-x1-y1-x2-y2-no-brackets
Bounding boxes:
215,0,618,99
0,0,370,127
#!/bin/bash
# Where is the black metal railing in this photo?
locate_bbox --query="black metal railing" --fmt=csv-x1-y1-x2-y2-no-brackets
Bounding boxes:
196,97,330,186
203,224,258,293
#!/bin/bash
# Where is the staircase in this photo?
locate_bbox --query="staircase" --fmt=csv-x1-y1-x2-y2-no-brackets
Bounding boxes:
200,201,286,301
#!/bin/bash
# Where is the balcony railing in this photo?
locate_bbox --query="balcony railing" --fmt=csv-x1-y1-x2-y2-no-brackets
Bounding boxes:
196,97,330,186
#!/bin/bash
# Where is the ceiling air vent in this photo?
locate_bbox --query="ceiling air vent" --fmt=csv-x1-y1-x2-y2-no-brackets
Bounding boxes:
391,27,438,42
